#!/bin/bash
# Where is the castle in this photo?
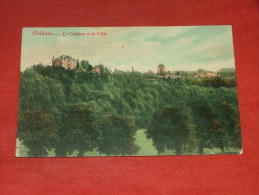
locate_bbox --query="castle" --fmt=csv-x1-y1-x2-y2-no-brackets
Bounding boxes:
52,55,101,74
52,55,78,70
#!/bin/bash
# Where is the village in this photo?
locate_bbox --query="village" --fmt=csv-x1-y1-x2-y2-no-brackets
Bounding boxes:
51,55,226,79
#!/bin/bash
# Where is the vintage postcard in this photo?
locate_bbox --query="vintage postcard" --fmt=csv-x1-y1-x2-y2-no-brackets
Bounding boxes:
16,26,242,157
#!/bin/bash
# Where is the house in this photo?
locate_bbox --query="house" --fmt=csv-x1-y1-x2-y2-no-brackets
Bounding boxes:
92,65,101,74
196,72,218,78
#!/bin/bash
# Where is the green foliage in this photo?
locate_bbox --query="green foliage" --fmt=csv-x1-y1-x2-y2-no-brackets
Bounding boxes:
218,101,242,149
217,67,236,77
79,59,92,71
146,105,193,155
18,110,58,157
190,100,224,154
56,103,100,156
18,65,242,156
200,77,236,88
97,115,140,155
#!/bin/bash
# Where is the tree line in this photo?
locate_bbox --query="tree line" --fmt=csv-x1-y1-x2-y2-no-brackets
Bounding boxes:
18,63,241,156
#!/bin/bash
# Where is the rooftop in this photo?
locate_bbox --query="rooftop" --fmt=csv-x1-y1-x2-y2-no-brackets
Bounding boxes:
55,55,76,61
158,64,165,67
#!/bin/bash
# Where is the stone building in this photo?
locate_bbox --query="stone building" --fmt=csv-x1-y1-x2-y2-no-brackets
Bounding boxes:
197,72,218,78
157,64,165,75
92,65,101,74
52,55,78,70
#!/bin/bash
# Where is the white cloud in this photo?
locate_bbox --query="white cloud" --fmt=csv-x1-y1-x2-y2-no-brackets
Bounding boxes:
21,27,235,72
186,31,233,59
171,58,235,72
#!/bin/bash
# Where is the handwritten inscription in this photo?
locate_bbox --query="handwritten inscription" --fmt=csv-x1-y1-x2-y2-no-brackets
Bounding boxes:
32,31,107,36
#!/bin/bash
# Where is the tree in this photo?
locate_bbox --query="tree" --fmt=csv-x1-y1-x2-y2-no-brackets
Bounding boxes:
56,104,100,156
98,63,109,74
217,67,236,77
18,111,58,157
80,59,92,71
97,115,140,155
190,100,225,154
220,101,242,150
146,105,193,155
18,65,241,156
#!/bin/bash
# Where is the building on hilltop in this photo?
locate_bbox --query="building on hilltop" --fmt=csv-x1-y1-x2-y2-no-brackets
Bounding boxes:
196,72,218,78
92,65,101,74
157,64,165,75
52,55,78,70
157,64,184,79
164,74,183,79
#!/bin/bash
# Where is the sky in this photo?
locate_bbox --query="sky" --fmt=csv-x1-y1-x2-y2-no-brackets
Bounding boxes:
20,26,236,72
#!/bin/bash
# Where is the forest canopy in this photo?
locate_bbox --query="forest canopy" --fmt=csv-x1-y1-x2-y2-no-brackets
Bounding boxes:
17,63,241,156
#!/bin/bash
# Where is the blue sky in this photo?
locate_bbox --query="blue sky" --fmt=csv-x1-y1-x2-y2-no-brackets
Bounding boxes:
21,26,235,72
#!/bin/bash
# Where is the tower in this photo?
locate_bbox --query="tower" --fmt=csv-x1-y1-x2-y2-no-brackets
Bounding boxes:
157,64,165,75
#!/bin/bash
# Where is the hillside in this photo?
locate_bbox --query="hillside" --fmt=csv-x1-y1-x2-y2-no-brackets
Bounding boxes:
17,65,241,156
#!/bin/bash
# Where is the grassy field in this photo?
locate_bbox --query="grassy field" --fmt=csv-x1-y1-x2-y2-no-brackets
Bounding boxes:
133,130,241,156
16,129,241,157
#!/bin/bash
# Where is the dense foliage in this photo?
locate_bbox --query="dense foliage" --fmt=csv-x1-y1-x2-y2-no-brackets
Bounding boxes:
18,64,241,156
56,104,100,156
18,110,58,156
98,115,140,155
147,105,193,155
